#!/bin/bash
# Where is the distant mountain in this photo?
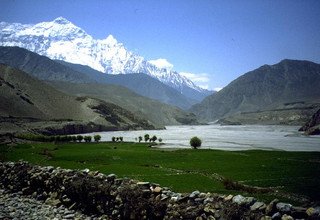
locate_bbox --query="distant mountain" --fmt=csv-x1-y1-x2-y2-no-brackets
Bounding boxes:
0,46,94,83
190,59,320,125
56,60,197,109
0,47,198,128
0,64,155,134
0,46,195,109
0,17,210,101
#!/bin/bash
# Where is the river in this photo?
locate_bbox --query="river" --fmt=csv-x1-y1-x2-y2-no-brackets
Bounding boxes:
84,125,320,151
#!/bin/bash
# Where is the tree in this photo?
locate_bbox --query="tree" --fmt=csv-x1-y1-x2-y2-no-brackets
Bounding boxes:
144,134,150,142
76,135,83,142
84,136,92,142
71,136,77,142
151,135,157,142
94,134,101,142
112,136,116,142
119,137,123,142
138,136,142,142
190,136,202,149
158,138,162,143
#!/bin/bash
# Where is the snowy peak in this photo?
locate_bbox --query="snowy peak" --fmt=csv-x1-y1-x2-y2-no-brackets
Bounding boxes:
102,35,118,46
0,17,210,100
53,16,71,25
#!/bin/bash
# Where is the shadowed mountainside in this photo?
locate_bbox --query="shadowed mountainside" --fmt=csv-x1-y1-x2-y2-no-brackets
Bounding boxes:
191,59,320,125
0,46,198,128
0,64,156,134
0,46,198,109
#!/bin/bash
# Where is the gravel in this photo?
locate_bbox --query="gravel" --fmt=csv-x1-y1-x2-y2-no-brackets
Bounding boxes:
0,189,96,220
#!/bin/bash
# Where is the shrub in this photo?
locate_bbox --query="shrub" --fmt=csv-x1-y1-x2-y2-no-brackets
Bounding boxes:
151,135,157,142
190,136,202,149
76,135,83,142
119,137,123,142
112,136,116,142
84,136,92,142
144,134,149,142
71,136,77,142
158,138,162,143
94,134,101,142
138,136,142,142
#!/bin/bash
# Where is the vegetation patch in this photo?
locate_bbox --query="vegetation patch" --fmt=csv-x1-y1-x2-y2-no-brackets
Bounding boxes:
1,142,319,205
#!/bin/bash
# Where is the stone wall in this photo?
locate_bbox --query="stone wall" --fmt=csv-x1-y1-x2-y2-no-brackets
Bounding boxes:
0,161,319,219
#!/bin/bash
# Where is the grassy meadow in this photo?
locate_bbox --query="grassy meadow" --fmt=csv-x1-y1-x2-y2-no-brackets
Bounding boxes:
1,141,319,205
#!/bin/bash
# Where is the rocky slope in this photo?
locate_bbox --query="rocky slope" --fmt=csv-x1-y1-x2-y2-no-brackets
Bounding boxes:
0,17,210,101
0,64,155,134
1,161,319,219
299,108,320,135
191,59,320,124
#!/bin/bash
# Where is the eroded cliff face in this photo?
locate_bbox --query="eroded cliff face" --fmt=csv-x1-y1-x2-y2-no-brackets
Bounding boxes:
299,108,320,135
1,161,319,219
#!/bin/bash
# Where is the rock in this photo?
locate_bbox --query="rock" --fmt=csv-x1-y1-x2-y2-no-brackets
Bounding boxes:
204,197,214,204
82,168,90,173
251,201,265,211
271,212,281,219
306,207,320,216
266,199,279,215
64,213,75,219
276,202,292,213
189,190,200,198
152,186,162,193
281,214,293,220
223,194,233,201
232,195,256,206
260,216,272,220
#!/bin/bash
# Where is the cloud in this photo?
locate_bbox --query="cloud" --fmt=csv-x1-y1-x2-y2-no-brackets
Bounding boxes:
214,87,223,92
179,72,210,83
149,58,173,70
180,72,211,90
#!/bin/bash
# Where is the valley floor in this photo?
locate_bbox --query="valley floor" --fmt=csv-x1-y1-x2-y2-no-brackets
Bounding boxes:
1,142,319,206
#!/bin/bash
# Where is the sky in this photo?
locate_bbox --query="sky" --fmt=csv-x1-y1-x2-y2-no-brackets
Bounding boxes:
1,0,320,90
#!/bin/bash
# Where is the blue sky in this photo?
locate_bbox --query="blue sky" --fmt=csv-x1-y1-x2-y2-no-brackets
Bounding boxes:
1,0,320,90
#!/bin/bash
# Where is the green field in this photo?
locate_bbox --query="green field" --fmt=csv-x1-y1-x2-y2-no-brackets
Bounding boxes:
1,142,319,205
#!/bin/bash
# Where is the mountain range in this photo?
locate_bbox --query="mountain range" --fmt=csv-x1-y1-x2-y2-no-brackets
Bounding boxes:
191,59,320,125
0,46,198,134
0,46,196,109
0,17,211,101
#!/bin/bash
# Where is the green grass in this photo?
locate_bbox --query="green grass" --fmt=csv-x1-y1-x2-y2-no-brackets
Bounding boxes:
1,142,320,205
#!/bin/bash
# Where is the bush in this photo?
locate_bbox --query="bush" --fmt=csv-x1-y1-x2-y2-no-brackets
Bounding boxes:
190,136,202,149
144,134,149,142
112,136,116,142
76,135,83,142
84,136,92,142
94,134,101,142
151,135,157,142
138,136,142,142
158,138,162,143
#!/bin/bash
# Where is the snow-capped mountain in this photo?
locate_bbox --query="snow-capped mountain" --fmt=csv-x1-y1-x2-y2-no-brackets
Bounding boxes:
0,17,210,100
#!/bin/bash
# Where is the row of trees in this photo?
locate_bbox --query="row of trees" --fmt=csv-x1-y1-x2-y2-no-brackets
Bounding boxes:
112,136,123,142
137,134,162,143
16,133,102,143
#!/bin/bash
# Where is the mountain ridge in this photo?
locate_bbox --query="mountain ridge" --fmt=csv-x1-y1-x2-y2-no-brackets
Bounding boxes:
0,46,198,128
0,17,210,101
190,59,320,125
